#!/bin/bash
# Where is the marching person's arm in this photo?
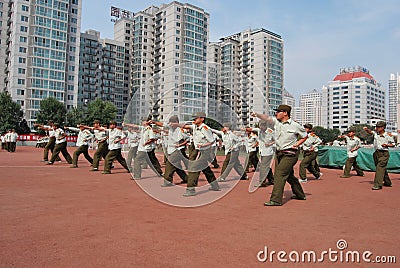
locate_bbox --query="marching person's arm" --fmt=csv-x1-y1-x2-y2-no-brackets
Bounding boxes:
363,126,373,135
250,111,273,124
64,126,79,132
122,122,140,128
293,135,308,150
210,128,223,136
148,120,164,128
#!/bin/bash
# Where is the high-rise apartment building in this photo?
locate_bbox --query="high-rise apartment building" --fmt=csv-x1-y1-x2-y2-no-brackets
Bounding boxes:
114,2,209,123
0,1,8,91
388,73,400,131
210,28,284,126
2,0,81,128
321,66,385,131
78,30,128,121
282,89,295,108
296,89,322,126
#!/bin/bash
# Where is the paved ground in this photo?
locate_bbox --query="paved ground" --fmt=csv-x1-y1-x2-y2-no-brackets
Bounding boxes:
1,146,399,267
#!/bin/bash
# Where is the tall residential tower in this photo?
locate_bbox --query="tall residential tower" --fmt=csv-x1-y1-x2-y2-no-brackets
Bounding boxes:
388,73,400,131
3,0,82,128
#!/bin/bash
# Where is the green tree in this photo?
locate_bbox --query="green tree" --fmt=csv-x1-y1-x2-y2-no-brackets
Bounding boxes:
0,91,24,133
348,123,374,144
66,106,86,126
85,98,117,124
313,126,341,144
36,97,67,125
205,117,223,130
19,119,31,134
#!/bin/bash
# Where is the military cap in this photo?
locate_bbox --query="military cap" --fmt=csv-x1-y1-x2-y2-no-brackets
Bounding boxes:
376,121,386,128
303,123,313,129
192,111,206,118
273,104,291,114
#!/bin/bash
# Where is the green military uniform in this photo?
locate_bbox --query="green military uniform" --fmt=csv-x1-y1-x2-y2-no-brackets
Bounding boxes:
341,134,364,177
253,126,275,186
133,125,162,179
269,117,307,205
68,127,94,167
103,127,130,174
369,122,395,189
48,127,72,164
91,129,109,171
245,131,259,172
185,120,219,196
212,125,246,181
299,130,322,181
162,124,188,185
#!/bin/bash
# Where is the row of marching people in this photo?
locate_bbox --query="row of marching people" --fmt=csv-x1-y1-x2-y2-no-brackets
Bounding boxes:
33,109,324,200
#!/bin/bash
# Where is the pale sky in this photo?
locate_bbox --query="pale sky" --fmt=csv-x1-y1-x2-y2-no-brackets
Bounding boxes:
81,0,400,101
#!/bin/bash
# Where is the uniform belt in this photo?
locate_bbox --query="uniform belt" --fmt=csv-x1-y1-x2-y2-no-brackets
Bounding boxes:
376,149,388,152
278,148,298,155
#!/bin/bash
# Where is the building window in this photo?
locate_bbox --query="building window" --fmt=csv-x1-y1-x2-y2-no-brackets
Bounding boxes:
19,57,26,63
72,0,79,4
19,47,27,53
17,89,25,95
20,36,27,42
18,79,25,85
18,68,26,74
20,26,28,32
21,15,28,22
22,5,29,11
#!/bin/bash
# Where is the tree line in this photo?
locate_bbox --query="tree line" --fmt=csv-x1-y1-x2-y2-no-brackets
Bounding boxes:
0,92,117,134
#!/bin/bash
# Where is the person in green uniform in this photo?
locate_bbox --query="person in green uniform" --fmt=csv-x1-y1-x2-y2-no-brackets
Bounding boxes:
102,121,130,174
150,116,189,186
211,123,248,182
252,105,308,206
64,124,94,168
34,121,61,162
46,124,73,165
182,112,220,196
299,124,322,182
245,121,275,187
363,121,395,190
338,128,364,178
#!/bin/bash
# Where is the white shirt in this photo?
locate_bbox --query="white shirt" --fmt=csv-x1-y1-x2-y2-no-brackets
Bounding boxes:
107,128,123,150
344,136,362,157
302,133,322,152
246,133,258,153
190,123,215,151
372,131,395,151
138,126,155,152
43,125,56,137
164,126,187,155
211,129,241,155
54,128,66,144
273,118,307,151
68,127,93,147
254,128,275,156
126,130,140,148
94,129,108,143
